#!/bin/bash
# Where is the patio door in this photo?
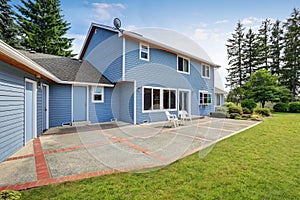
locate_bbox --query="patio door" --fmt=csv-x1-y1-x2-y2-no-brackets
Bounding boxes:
178,89,191,114
73,86,87,122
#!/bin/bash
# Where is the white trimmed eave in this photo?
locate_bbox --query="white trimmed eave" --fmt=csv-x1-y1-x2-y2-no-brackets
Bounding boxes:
0,40,114,87
64,81,114,87
0,40,60,82
123,31,219,68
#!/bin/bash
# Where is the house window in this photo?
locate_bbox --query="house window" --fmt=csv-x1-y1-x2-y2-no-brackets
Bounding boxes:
92,87,104,103
140,43,149,61
177,56,190,74
163,89,176,109
199,91,211,105
202,65,210,78
143,87,177,112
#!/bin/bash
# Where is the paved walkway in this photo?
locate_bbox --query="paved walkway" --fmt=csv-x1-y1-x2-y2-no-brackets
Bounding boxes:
0,118,260,191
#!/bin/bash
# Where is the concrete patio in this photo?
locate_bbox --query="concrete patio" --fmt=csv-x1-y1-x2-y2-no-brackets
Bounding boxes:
0,117,260,191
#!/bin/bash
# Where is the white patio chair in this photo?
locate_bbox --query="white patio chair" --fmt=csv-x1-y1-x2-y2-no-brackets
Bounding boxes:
178,110,192,125
165,111,179,128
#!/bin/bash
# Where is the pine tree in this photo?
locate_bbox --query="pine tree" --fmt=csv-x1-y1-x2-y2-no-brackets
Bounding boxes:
226,21,245,89
0,0,20,47
282,8,300,98
16,0,74,57
269,20,283,76
256,19,271,70
242,28,258,82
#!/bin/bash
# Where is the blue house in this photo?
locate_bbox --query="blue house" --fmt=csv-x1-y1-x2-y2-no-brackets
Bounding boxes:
79,23,222,124
0,23,224,162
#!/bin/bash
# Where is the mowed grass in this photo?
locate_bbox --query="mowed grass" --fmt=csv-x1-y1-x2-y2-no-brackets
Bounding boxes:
21,113,300,199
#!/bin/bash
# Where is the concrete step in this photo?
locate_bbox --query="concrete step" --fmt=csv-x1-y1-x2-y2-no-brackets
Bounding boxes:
72,121,90,127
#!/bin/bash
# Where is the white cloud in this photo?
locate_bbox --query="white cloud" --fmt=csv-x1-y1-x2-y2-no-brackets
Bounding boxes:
215,19,229,24
91,3,126,22
125,25,138,31
66,33,87,58
191,28,231,88
241,17,263,25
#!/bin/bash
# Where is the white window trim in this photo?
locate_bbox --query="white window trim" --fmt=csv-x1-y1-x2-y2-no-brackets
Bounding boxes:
201,64,210,79
199,90,212,106
139,43,150,61
42,84,49,130
91,86,104,103
177,55,190,74
142,86,177,113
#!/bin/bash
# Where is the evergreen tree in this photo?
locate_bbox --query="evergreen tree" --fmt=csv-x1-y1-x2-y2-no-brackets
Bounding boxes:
16,0,74,57
269,20,283,76
226,22,245,89
0,0,20,47
242,28,258,82
256,19,271,70
282,8,300,98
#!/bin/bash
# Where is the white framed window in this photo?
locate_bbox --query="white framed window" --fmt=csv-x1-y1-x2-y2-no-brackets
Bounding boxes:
139,43,149,61
199,90,212,105
143,86,177,112
92,87,104,103
177,56,190,74
202,64,210,78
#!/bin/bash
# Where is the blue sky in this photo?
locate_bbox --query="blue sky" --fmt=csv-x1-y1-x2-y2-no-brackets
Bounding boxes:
10,0,300,87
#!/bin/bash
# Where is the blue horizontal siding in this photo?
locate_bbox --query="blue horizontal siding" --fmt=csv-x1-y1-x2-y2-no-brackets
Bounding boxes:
89,87,114,123
49,84,72,127
124,39,215,123
0,61,25,162
84,28,123,82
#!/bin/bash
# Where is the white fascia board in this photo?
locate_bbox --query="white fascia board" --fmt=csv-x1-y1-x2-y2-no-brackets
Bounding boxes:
61,81,114,87
0,40,60,82
123,31,218,68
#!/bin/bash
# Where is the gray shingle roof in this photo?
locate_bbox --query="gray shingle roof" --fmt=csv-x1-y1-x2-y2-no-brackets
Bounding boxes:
18,50,112,85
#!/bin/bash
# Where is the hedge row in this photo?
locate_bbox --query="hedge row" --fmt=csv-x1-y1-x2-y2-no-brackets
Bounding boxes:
273,102,300,113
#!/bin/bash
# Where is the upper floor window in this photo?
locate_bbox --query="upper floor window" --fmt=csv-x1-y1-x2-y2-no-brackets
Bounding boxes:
177,56,190,74
140,43,149,61
92,87,104,103
202,65,210,78
199,90,211,105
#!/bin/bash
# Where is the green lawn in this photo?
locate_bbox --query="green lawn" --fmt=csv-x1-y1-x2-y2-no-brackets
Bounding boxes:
21,113,300,199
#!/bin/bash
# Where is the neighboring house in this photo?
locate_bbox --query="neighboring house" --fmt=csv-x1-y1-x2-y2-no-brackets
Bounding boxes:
0,23,224,161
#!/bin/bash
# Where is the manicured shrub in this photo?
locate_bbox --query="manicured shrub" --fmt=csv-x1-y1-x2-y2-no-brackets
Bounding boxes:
289,102,300,113
241,99,257,111
211,112,227,118
215,107,226,113
254,107,271,116
229,113,240,119
224,102,235,108
242,107,252,114
229,106,243,115
273,102,289,112
0,190,21,200
250,114,262,121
